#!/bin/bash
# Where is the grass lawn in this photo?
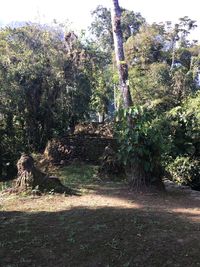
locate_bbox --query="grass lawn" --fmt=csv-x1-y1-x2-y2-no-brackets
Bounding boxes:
0,163,200,267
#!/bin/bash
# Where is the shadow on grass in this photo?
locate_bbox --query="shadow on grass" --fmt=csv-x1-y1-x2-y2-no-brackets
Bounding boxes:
0,205,199,267
57,163,200,212
80,181,200,212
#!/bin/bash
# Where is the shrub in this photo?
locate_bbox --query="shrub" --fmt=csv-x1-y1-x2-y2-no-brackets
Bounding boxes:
165,92,200,158
115,106,165,189
167,156,200,190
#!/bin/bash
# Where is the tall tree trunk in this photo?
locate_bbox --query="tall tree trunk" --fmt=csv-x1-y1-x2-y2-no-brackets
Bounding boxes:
111,0,164,191
170,39,176,71
111,0,133,108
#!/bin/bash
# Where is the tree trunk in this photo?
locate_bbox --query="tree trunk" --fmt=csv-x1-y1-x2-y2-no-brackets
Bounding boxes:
170,40,176,71
14,154,73,194
126,161,165,192
111,0,133,108
111,0,164,191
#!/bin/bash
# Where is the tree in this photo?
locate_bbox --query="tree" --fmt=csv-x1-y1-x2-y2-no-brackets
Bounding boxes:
90,5,145,56
90,6,113,55
111,0,132,108
121,9,145,41
0,24,92,179
111,2,166,191
165,17,197,70
123,21,199,107
90,69,112,123
125,23,165,69
0,24,92,147
89,4,145,116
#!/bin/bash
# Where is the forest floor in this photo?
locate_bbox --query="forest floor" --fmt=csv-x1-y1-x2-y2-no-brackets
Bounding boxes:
0,163,200,267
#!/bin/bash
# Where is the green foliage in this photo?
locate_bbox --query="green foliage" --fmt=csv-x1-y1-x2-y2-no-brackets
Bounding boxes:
115,93,200,189
0,23,92,179
165,92,200,158
124,21,199,107
155,93,200,189
90,68,113,120
90,5,145,56
115,106,164,179
121,9,146,41
90,5,113,55
128,62,172,105
167,156,200,189
125,24,165,68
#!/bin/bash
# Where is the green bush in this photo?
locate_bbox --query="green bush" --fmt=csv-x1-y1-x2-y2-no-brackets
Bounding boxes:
115,106,165,187
114,93,200,190
148,92,200,190
167,156,200,190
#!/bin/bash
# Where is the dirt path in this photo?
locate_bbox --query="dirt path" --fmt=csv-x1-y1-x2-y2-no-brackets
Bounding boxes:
0,181,200,267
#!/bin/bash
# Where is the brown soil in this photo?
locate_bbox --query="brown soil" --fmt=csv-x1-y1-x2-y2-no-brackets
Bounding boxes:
0,181,200,267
